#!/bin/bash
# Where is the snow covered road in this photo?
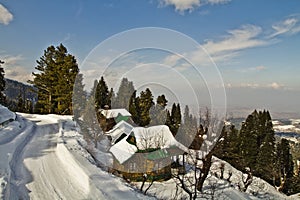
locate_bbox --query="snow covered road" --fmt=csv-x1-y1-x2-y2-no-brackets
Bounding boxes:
0,113,153,200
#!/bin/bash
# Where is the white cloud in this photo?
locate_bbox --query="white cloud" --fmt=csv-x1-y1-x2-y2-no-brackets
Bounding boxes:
1,55,33,83
0,4,13,25
239,65,267,73
252,65,266,71
163,24,269,69
158,0,230,14
268,82,283,90
2,55,22,65
159,0,200,14
5,66,33,83
269,16,300,38
162,54,182,66
225,82,284,90
203,25,267,56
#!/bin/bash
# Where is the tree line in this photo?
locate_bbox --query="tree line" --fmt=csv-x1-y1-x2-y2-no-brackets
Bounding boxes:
214,110,300,195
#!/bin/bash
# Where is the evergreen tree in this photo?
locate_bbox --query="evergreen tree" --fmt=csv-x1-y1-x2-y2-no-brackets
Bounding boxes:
90,80,98,97
165,110,172,129
256,132,276,183
138,88,154,126
113,77,135,109
179,105,198,147
239,110,260,171
129,90,140,125
29,44,79,114
256,110,276,184
213,124,242,169
226,125,241,167
166,103,181,135
149,95,168,126
82,95,102,148
156,94,168,108
238,110,278,183
129,88,154,126
0,60,5,104
17,93,25,112
276,138,294,191
72,73,86,120
95,76,111,109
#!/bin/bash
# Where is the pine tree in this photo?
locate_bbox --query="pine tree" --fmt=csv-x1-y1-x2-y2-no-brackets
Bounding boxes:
238,110,279,183
256,110,276,184
82,95,102,148
239,111,260,171
276,138,294,191
129,90,140,125
179,105,197,147
129,88,154,126
166,103,181,135
138,88,154,126
226,125,241,167
72,73,86,120
0,60,5,104
90,80,98,97
95,76,111,109
256,132,276,183
156,94,168,108
29,44,79,114
17,93,25,112
149,95,168,126
113,77,135,109
165,110,172,129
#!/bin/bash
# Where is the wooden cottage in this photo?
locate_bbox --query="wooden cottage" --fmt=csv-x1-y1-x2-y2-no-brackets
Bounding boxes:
107,122,187,181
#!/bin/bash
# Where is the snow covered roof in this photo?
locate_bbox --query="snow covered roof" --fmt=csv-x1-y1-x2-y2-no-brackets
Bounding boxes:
100,109,131,119
108,122,188,164
133,125,187,152
0,105,16,124
109,136,137,164
105,120,133,144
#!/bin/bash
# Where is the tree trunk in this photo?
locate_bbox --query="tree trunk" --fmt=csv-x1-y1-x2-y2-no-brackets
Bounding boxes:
197,153,212,192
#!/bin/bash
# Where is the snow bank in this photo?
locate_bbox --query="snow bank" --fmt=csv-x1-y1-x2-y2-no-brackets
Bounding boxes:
0,105,15,125
56,143,90,195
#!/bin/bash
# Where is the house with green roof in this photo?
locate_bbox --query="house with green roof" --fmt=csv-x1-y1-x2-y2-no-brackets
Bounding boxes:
107,121,188,181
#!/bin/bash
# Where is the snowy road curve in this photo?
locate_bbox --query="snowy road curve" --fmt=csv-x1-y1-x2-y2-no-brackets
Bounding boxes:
2,114,153,200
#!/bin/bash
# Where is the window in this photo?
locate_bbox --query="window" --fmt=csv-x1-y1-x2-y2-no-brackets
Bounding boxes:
129,162,136,172
126,132,136,145
154,161,163,171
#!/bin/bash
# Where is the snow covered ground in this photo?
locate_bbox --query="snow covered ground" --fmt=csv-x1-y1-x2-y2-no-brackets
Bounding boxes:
0,107,154,200
0,105,15,125
273,119,300,133
133,156,300,200
0,105,299,199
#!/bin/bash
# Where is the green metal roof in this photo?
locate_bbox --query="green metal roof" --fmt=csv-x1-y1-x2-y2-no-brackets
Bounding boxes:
147,149,169,160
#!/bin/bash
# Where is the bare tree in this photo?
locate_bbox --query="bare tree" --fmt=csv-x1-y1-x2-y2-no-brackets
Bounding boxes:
238,167,253,192
171,108,226,200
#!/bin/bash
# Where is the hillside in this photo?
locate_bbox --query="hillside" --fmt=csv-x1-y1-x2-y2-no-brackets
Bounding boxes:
4,78,37,103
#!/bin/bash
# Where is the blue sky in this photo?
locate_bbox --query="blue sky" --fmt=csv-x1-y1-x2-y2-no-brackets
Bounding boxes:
0,0,300,116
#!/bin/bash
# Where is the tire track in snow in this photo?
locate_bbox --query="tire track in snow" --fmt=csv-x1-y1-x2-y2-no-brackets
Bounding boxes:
5,120,36,200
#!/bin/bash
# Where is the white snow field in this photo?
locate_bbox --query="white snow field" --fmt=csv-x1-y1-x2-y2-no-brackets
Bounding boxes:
0,105,299,199
0,107,154,200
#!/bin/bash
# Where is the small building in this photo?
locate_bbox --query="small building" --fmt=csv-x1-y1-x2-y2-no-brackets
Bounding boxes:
107,122,187,181
101,108,131,123
99,108,132,131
